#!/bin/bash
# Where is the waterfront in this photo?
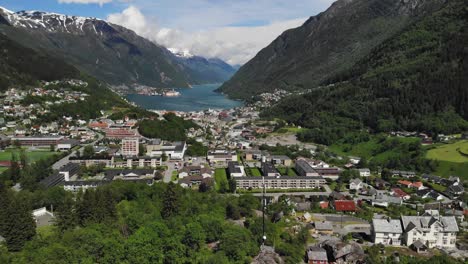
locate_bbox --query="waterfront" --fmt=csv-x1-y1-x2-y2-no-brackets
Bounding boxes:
126,84,243,112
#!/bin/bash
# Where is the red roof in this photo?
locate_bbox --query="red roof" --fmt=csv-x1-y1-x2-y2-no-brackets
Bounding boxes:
0,161,12,167
412,182,423,188
398,180,412,186
319,201,329,209
392,188,409,198
334,200,356,212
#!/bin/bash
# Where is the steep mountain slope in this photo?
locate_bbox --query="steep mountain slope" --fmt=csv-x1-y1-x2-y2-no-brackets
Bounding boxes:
0,7,235,89
218,0,446,99
0,32,79,89
175,55,237,84
263,0,468,145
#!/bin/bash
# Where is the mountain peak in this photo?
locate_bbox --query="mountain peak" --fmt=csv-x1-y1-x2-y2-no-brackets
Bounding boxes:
168,48,194,58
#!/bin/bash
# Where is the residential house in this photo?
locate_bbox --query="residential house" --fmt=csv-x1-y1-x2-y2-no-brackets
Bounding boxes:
391,170,416,178
358,168,371,177
401,210,459,249
332,200,357,213
314,221,334,235
372,218,403,245
306,246,329,264
391,188,411,200
270,155,292,167
445,184,464,199
178,165,213,179
349,179,364,191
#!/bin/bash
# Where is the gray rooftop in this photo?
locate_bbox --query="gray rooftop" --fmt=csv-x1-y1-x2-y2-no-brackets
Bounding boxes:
372,218,403,233
401,215,459,233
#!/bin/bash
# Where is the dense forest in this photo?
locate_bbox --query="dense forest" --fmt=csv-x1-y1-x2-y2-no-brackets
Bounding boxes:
138,113,199,141
0,182,310,263
262,0,468,145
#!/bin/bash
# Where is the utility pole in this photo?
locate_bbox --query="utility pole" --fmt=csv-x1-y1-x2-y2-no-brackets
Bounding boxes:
262,175,266,246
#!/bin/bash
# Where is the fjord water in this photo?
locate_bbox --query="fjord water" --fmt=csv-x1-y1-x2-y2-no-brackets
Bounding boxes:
126,84,243,112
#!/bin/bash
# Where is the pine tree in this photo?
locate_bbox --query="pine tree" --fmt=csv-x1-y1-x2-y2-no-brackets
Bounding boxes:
55,196,77,233
161,183,179,219
0,187,36,251
9,153,21,182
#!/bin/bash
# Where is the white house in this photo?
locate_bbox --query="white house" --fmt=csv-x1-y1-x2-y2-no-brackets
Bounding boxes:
358,168,371,177
372,218,403,245
401,210,459,249
349,178,364,191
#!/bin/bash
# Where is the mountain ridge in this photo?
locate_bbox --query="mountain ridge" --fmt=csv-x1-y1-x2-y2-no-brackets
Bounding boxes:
0,7,235,89
218,0,447,99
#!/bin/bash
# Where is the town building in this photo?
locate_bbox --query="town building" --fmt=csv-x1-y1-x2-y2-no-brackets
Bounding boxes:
295,160,319,177
11,135,64,147
372,218,403,245
262,162,280,177
358,168,371,177
236,176,326,190
146,140,187,160
332,200,357,212
270,155,292,167
401,210,459,249
227,161,245,177
121,138,140,157
56,139,80,151
306,246,329,264
207,150,237,163
314,168,341,180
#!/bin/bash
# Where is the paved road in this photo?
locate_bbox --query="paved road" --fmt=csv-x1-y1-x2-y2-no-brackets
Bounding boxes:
239,185,332,200
52,131,104,170
163,161,178,183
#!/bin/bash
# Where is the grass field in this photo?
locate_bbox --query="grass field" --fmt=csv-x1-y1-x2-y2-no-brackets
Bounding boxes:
426,140,468,163
214,168,228,191
0,149,58,163
0,167,7,173
329,137,420,163
426,140,468,180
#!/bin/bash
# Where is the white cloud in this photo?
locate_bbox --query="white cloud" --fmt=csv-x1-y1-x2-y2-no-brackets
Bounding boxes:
107,6,305,65
58,0,113,5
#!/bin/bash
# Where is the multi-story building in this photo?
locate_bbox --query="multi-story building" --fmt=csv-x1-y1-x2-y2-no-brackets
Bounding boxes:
372,218,403,246
227,161,245,177
11,135,64,147
262,162,281,177
121,138,139,157
207,150,237,163
146,139,187,160
295,160,319,177
401,211,459,249
236,176,326,190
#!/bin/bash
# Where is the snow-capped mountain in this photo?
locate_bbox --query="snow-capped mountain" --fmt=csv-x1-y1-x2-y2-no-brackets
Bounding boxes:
0,7,106,34
0,6,236,87
168,48,194,58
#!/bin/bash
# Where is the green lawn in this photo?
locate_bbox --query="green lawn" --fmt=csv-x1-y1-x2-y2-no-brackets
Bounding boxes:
0,167,7,173
431,160,468,180
277,167,298,176
246,167,262,177
0,149,58,163
426,140,468,163
171,171,178,182
214,168,228,191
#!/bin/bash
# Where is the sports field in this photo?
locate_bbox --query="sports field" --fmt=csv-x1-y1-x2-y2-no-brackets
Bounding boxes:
0,149,58,163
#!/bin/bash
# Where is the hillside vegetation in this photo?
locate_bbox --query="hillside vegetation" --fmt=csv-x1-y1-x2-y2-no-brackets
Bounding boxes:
263,0,468,144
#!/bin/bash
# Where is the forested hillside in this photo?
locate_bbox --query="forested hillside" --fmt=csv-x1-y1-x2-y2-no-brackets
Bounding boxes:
218,0,445,99
0,33,79,89
263,0,468,145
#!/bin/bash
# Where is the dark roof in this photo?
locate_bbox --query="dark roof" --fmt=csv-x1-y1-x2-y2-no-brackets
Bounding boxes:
228,162,242,174
262,162,278,176
295,160,315,173
105,169,155,180
59,163,80,174
39,172,65,188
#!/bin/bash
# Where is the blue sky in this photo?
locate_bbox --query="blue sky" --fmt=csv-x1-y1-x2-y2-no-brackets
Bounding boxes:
1,0,336,64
